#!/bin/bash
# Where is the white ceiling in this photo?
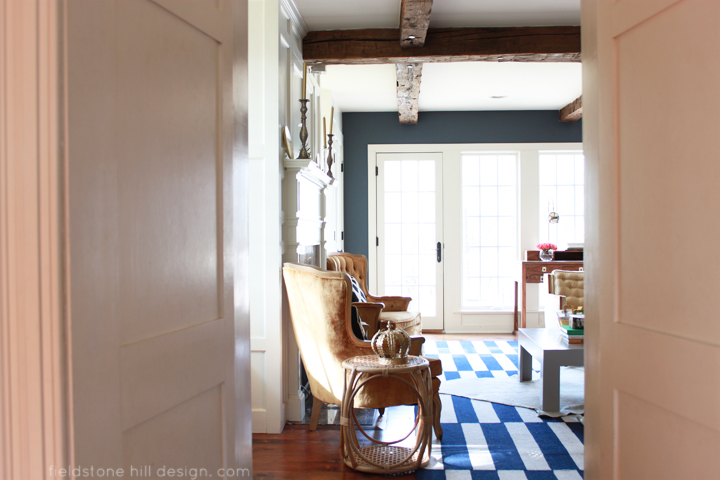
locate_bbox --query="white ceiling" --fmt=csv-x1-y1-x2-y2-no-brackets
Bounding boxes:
294,0,582,113
320,62,582,112
293,0,581,30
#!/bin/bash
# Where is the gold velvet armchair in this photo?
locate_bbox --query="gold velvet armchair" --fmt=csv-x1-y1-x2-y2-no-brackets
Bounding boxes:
282,263,443,439
327,252,422,338
544,270,584,327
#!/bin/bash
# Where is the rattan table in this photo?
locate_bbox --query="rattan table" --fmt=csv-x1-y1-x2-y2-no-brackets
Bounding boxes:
340,355,432,474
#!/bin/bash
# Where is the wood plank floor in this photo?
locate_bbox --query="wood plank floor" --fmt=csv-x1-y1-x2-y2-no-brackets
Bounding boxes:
253,424,417,479
252,333,518,478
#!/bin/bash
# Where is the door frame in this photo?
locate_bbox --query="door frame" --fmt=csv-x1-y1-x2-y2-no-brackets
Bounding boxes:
368,143,583,333
0,2,67,478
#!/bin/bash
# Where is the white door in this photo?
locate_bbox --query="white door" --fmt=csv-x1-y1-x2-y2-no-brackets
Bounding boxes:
66,1,245,477
376,153,444,330
586,0,720,477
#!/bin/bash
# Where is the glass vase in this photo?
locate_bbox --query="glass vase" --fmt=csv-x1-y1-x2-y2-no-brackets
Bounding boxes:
539,249,554,262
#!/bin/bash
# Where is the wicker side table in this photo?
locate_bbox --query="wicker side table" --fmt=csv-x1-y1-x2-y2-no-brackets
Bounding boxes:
340,355,432,474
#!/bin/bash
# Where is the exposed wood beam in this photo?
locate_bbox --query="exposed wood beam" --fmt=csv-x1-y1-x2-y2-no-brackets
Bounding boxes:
303,26,581,65
559,96,583,122
400,0,433,47
396,63,423,124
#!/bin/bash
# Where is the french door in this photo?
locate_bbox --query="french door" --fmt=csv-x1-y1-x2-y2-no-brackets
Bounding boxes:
375,153,444,330
372,145,579,334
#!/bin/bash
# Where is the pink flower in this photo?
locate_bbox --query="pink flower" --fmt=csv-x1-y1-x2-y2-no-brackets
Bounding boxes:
537,242,558,251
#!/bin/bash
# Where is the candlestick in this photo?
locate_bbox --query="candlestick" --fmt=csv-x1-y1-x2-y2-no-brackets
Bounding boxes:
326,133,334,179
329,106,334,134
323,117,327,147
297,99,310,159
302,62,307,99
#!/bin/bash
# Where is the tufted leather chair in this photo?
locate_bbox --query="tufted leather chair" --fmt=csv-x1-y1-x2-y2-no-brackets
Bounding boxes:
545,270,584,327
282,263,443,439
327,252,422,337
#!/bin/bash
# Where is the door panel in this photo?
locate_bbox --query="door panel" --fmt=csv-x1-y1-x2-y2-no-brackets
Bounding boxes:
116,0,222,344
376,153,444,330
585,0,720,477
66,0,241,476
122,386,224,477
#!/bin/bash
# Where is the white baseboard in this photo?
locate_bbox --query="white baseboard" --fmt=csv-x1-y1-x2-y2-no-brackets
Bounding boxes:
285,391,306,422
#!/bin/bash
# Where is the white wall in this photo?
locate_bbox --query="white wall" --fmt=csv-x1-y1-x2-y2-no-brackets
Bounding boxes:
320,87,344,254
249,0,344,433
248,0,286,434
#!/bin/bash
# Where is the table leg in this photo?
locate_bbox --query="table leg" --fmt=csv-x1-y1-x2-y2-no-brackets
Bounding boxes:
519,344,533,382
513,281,518,332
541,356,561,412
521,275,527,329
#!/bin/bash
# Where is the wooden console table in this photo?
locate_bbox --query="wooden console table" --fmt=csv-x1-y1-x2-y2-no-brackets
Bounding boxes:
517,250,583,330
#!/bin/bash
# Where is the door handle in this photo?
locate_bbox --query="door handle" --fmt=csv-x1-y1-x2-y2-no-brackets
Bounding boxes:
437,242,442,263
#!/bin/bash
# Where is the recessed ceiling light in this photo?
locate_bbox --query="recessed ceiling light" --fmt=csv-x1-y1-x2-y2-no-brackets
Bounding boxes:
490,95,508,99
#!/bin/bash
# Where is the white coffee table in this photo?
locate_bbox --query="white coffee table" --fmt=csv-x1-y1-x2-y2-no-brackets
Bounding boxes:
518,328,584,412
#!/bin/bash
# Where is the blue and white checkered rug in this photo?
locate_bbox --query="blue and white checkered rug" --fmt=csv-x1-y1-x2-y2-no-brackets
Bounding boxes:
419,340,584,479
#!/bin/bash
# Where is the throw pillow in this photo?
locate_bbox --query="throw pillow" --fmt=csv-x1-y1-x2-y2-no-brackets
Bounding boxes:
348,275,369,340
350,306,369,340
349,276,367,303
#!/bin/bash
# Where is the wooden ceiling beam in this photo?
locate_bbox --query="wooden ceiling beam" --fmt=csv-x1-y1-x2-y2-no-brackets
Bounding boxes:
400,0,434,47
303,26,580,65
559,96,583,122
396,63,423,124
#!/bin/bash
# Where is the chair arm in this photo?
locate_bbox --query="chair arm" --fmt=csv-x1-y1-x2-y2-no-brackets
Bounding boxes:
408,336,425,356
366,294,411,311
352,302,384,338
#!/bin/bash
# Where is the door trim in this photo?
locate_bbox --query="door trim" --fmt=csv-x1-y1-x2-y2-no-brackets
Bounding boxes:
1,2,67,478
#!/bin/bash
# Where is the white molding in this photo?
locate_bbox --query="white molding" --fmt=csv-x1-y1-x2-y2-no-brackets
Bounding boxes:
251,409,267,433
279,0,308,39
1,1,67,478
296,160,333,189
367,147,378,293
297,218,325,229
249,0,285,434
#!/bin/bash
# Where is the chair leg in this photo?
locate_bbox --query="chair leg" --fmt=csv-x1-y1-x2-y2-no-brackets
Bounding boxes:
377,407,385,416
433,392,443,440
309,395,322,431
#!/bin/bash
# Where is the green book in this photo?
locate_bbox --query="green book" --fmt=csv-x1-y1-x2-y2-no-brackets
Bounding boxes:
560,325,585,335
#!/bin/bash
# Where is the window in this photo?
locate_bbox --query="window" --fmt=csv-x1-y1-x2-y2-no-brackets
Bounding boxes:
538,152,585,246
461,153,517,310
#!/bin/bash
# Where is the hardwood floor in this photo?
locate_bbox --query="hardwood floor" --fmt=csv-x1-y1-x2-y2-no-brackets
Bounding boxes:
252,333,518,478
253,424,417,479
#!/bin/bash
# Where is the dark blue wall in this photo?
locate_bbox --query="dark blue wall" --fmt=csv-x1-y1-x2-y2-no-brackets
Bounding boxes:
341,110,582,258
